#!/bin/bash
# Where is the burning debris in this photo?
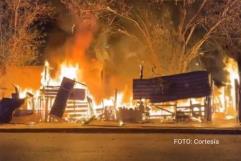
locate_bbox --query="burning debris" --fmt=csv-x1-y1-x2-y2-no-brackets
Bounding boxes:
133,71,212,122
20,61,97,123
0,0,241,126
0,0,239,122
0,88,25,123
0,56,239,125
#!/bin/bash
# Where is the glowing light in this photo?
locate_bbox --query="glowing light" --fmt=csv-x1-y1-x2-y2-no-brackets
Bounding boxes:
41,61,81,87
59,63,80,81
225,57,239,109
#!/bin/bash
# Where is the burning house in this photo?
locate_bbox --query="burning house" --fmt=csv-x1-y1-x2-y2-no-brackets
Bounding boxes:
130,57,239,123
0,56,240,124
133,71,212,122
21,61,97,122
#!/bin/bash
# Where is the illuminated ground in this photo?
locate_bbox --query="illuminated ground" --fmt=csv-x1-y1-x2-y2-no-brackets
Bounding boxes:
0,133,240,161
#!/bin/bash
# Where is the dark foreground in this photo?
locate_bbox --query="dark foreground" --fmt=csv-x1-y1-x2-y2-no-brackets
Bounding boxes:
0,133,240,161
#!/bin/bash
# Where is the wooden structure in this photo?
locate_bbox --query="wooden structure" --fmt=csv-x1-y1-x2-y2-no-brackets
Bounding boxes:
42,78,91,121
50,77,75,118
133,71,212,122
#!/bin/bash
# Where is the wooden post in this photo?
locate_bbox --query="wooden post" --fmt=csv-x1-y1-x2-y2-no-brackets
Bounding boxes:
174,101,177,122
190,99,193,117
50,77,75,119
31,97,35,113
45,97,48,122
87,96,95,117
205,74,213,122
139,64,144,79
114,89,118,120
237,57,241,123
235,80,240,123
205,96,212,122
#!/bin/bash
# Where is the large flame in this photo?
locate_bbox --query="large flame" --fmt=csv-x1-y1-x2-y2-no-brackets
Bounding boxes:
212,57,239,120
16,14,240,122
17,55,240,123
41,61,80,87
226,57,239,109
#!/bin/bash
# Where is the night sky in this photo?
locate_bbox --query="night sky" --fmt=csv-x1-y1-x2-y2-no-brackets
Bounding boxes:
31,0,241,89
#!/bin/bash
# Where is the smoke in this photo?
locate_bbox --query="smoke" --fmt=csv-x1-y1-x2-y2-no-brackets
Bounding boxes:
44,0,235,103
44,1,152,102
66,16,106,102
44,13,133,102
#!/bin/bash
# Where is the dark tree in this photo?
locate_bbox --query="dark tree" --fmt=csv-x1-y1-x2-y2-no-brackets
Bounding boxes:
0,0,53,70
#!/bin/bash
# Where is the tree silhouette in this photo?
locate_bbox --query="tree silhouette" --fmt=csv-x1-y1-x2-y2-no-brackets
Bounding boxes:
0,0,53,70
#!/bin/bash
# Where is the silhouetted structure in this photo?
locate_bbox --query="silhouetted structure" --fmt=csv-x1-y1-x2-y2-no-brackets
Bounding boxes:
0,92,25,123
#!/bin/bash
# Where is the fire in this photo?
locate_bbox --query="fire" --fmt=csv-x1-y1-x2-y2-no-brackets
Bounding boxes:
41,61,81,87
224,57,239,119
12,13,240,123
59,63,79,81
18,87,40,110
147,57,240,122
100,92,125,108
15,55,240,123
225,57,239,108
212,57,239,120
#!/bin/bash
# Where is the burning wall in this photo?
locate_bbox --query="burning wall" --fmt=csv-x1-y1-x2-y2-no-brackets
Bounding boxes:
0,66,42,98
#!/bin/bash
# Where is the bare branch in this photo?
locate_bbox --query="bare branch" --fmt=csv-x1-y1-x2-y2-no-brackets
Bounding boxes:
183,0,207,35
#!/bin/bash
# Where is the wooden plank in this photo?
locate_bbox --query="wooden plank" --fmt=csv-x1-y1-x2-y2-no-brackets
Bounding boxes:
69,89,85,100
50,77,75,118
43,88,86,100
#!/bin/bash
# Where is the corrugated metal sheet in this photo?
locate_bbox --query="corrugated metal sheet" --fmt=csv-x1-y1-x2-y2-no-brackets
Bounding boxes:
133,71,211,102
